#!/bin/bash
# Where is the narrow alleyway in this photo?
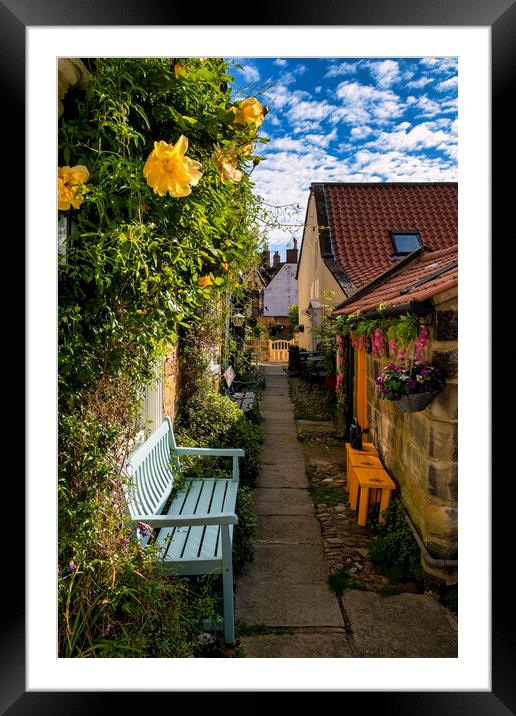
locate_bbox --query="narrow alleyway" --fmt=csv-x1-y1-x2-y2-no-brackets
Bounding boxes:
235,363,458,658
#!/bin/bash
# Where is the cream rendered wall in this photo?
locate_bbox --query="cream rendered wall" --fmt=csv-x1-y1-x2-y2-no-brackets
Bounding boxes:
297,193,346,350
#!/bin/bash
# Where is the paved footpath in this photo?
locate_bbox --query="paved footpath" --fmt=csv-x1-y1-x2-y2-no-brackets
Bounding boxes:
235,364,458,658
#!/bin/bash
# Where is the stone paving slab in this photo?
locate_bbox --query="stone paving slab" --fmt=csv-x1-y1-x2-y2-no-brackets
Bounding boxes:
241,542,330,583
253,488,314,516
236,582,343,627
258,466,307,488
341,591,458,658
240,631,353,658
255,514,321,543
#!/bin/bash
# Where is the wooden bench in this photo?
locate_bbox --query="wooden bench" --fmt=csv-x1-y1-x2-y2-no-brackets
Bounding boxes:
124,417,244,645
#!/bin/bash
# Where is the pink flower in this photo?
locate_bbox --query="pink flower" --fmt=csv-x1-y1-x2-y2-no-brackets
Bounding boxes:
336,374,343,390
388,339,397,357
414,327,429,360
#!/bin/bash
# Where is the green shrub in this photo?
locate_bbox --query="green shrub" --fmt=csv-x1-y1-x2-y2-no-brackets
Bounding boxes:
327,568,367,597
176,390,263,487
233,485,257,569
368,499,424,585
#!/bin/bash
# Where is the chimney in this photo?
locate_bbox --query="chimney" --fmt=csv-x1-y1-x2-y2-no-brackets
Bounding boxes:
272,250,281,268
286,238,298,264
261,248,270,267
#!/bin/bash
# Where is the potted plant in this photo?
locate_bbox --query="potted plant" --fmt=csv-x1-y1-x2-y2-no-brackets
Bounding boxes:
375,361,445,412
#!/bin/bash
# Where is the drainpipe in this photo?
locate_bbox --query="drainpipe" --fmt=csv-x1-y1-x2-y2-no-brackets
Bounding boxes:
399,500,458,568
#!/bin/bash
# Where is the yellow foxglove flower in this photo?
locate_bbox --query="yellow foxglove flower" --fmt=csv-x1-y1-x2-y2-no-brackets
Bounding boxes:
231,98,264,128
198,275,213,287
144,136,203,197
211,144,243,184
58,165,90,211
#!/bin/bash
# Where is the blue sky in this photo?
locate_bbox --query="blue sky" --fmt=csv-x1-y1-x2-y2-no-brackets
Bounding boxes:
228,57,458,260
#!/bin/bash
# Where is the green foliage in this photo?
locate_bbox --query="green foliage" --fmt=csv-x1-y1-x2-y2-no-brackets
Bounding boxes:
287,303,299,330
233,485,257,569
308,484,348,507
314,315,338,373
372,583,401,597
327,568,368,597
177,390,263,487
58,58,267,657
368,499,424,585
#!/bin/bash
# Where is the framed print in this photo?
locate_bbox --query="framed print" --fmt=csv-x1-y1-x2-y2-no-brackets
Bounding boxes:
8,0,512,711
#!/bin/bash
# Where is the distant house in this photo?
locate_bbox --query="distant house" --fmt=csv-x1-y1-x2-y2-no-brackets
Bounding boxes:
258,241,298,328
296,182,458,350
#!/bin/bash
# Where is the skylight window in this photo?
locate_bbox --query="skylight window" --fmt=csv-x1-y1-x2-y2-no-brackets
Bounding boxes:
390,231,423,255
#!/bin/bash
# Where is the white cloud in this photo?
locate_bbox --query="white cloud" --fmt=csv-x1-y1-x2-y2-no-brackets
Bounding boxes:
350,149,457,182
350,125,373,139
437,76,458,92
324,61,358,78
292,120,324,133
412,95,442,117
367,59,401,88
365,120,457,155
288,99,336,123
264,84,309,110
332,81,404,124
420,57,458,73
304,128,337,147
239,64,260,83
274,58,287,66
406,76,433,89
295,64,307,75
314,86,322,94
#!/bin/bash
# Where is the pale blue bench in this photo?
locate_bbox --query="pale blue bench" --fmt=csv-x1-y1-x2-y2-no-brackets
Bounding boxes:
125,416,244,645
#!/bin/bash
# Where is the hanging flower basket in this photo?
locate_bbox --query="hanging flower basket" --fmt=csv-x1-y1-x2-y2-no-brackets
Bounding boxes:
375,361,445,413
395,391,435,413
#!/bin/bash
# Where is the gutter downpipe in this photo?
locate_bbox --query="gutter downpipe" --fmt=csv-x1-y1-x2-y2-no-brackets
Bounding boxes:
399,500,458,569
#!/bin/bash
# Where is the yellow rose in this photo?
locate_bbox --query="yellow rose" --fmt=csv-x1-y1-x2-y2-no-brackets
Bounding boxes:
241,141,255,156
211,144,243,184
58,165,89,211
198,275,213,287
231,98,264,129
144,136,203,197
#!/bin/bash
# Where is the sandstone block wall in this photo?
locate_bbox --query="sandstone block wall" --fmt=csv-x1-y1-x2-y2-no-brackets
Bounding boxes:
363,290,458,564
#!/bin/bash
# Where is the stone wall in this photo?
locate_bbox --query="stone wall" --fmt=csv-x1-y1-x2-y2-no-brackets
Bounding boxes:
360,289,458,578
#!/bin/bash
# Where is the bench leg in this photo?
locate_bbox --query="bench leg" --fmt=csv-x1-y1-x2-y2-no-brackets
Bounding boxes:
221,525,236,645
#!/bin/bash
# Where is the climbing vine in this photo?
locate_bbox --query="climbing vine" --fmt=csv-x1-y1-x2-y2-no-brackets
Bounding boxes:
58,58,267,657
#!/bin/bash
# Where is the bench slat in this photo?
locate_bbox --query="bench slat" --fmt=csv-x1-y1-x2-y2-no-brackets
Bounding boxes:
201,480,238,559
157,479,205,560
180,480,219,561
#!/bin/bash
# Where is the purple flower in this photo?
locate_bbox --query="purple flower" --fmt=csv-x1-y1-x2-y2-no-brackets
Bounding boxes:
101,624,112,637
66,561,76,574
138,521,152,537
119,537,129,551
407,378,417,390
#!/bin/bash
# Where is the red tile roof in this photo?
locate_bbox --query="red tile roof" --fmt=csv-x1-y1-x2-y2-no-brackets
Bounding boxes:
333,246,458,315
319,183,458,290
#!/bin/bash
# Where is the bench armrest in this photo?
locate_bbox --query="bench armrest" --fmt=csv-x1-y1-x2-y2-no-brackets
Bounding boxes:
175,447,244,457
132,512,238,527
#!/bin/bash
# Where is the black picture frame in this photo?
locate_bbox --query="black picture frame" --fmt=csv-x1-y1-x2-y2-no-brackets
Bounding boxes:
10,0,511,712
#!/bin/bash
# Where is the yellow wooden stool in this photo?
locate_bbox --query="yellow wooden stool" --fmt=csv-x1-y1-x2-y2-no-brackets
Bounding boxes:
348,453,384,513
345,442,379,493
353,467,396,526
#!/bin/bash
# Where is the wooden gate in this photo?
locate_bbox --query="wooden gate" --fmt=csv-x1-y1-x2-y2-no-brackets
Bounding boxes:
268,339,294,362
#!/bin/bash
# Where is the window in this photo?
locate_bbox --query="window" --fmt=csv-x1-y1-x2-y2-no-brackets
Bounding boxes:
390,230,422,255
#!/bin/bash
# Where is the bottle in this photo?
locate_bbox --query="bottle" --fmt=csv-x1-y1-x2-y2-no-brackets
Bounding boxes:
350,417,363,450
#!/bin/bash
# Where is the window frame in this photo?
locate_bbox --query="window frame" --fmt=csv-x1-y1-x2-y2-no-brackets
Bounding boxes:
389,230,423,256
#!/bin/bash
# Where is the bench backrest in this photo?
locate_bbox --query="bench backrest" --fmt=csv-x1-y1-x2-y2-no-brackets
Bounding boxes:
125,417,178,519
